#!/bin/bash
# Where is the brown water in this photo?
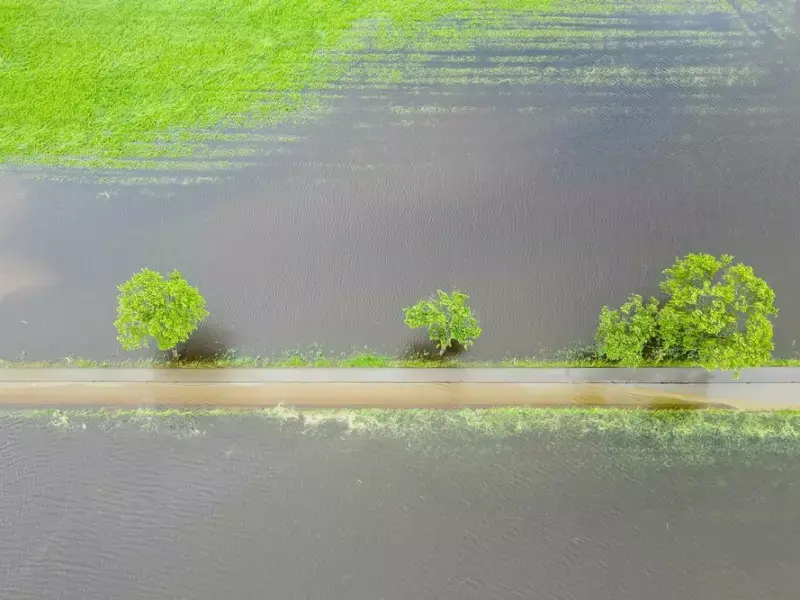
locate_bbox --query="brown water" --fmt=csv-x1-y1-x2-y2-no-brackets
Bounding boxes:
2,414,800,599
0,4,799,360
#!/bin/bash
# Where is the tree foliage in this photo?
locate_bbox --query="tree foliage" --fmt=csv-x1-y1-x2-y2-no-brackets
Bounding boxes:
595,254,778,372
595,294,660,367
403,290,482,355
657,253,777,372
115,269,208,353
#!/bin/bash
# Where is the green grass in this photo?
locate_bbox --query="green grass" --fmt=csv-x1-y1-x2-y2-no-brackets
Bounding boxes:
1,0,752,169
0,352,599,369
2,347,800,368
0,0,557,167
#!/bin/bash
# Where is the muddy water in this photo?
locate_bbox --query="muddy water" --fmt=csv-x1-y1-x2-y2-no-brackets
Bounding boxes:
1,6,799,360
2,416,800,599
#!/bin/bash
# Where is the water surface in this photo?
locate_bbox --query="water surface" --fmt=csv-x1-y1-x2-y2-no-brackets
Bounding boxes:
1,414,799,599
0,1,798,359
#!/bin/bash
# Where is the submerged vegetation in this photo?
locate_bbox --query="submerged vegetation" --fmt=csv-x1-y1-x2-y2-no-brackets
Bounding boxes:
1,0,779,169
0,0,553,167
16,407,800,464
22,406,800,437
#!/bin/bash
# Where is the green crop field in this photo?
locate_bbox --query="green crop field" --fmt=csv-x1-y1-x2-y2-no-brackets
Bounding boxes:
0,0,778,170
0,0,552,168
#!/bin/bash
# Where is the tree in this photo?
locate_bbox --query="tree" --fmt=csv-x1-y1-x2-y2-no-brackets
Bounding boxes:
595,294,660,367
115,269,208,357
594,253,778,373
403,290,482,355
657,253,777,373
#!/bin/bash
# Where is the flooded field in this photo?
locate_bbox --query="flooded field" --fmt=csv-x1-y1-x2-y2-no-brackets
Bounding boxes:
2,410,800,599
1,0,798,360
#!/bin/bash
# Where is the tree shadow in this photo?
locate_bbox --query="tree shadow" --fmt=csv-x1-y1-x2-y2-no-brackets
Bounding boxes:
168,322,233,364
403,336,466,362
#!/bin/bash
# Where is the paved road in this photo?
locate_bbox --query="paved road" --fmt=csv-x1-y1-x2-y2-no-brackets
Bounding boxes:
1,368,800,409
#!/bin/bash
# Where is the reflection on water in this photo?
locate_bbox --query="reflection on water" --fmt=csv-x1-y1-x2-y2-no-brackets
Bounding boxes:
1,415,800,599
0,255,56,304
0,0,798,360
0,180,56,304
0,178,24,232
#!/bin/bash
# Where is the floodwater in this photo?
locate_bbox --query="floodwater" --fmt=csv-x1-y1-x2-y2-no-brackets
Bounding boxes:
2,415,800,599
1,3,799,360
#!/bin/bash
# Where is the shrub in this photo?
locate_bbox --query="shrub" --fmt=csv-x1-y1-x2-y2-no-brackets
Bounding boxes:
115,269,208,356
595,253,778,373
595,294,660,367
403,290,482,355
658,253,777,372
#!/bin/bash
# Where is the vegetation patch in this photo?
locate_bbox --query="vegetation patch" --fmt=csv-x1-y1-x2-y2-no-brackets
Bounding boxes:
2,0,762,169
1,0,558,168
3,348,800,369
115,268,208,358
15,406,800,438
596,254,778,374
13,407,800,465
404,290,482,355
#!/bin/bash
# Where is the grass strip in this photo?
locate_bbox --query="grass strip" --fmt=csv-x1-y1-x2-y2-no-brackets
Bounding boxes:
12,406,800,466
2,349,800,369
15,406,800,441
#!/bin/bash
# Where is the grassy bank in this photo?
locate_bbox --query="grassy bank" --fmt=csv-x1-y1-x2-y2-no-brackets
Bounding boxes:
0,352,604,369
3,349,800,369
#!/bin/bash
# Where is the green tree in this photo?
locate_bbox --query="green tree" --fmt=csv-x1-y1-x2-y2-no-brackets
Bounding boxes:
657,253,777,373
404,290,482,355
594,254,778,373
595,294,660,366
115,269,208,357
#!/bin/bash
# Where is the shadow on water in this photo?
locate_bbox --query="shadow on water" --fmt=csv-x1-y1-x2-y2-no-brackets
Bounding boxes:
403,337,466,361
170,322,234,363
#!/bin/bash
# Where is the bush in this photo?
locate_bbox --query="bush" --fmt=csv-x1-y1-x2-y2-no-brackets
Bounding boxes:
657,253,777,372
595,294,660,367
403,290,482,355
595,254,778,372
115,269,208,356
